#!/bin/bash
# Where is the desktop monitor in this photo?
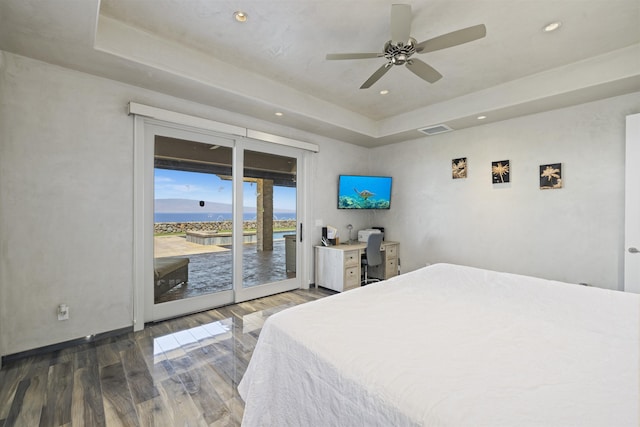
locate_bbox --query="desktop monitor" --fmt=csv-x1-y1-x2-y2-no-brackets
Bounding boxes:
338,175,392,209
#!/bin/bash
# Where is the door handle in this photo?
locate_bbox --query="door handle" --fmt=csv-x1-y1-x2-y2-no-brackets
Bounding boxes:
629,247,640,253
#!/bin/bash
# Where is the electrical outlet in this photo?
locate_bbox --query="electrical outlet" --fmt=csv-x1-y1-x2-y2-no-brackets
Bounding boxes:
58,304,69,321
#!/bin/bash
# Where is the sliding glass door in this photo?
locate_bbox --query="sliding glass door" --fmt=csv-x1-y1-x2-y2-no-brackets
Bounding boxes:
235,144,301,302
147,125,236,321
143,122,303,321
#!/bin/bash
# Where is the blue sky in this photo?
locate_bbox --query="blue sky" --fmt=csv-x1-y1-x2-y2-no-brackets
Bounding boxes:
154,168,296,210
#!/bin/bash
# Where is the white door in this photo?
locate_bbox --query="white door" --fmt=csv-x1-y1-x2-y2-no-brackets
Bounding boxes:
145,123,237,321
139,121,306,322
234,139,303,303
624,113,640,293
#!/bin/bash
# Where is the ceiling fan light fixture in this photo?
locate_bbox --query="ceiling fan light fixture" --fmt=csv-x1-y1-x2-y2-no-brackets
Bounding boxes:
543,21,562,32
234,11,248,22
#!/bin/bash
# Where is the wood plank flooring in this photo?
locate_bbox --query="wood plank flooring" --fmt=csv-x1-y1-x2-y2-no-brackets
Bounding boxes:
0,288,333,427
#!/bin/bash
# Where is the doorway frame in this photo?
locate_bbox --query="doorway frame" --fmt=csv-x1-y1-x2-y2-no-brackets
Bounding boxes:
145,121,238,321
234,139,305,303
131,103,318,330
625,112,640,293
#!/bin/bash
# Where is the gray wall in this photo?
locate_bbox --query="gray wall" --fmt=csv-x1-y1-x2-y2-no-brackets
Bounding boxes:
1,51,135,357
370,93,640,289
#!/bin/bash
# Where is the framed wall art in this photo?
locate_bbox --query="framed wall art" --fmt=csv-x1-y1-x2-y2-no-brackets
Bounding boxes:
452,157,467,179
540,163,562,189
492,160,510,184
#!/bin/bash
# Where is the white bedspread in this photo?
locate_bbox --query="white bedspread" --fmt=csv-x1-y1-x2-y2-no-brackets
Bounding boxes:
238,263,640,426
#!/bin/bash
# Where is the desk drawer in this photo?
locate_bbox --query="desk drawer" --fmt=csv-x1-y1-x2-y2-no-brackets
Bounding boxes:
344,250,360,267
385,244,398,259
385,258,397,279
344,266,360,289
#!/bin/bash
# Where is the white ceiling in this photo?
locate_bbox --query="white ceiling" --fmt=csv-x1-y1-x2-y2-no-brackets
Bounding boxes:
1,0,639,147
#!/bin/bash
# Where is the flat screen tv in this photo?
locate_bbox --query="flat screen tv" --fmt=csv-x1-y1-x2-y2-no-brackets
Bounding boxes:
338,175,392,209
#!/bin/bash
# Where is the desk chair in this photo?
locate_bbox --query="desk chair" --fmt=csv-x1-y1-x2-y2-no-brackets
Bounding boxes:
361,233,384,285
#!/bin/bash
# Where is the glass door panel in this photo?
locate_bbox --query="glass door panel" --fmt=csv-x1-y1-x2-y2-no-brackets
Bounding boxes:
151,132,234,320
238,149,299,298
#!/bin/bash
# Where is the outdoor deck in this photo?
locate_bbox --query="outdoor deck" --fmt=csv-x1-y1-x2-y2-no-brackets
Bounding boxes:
153,235,293,303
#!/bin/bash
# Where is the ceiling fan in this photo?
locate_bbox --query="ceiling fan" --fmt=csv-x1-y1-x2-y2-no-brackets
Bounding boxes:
326,4,486,89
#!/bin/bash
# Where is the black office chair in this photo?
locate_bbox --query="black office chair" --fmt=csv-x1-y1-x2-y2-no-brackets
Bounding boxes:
361,233,384,285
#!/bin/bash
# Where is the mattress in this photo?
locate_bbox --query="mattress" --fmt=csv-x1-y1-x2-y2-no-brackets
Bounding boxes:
238,263,640,426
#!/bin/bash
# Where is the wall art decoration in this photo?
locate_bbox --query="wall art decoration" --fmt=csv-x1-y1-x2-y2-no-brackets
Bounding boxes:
540,163,562,189
492,160,510,184
452,157,467,179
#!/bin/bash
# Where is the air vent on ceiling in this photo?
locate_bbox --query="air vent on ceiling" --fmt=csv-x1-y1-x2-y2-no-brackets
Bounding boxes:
417,124,453,136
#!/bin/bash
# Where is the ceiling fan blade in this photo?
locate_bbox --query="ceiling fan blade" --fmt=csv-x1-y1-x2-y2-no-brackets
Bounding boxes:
326,53,383,60
360,63,392,89
415,24,486,54
390,4,412,43
406,59,443,83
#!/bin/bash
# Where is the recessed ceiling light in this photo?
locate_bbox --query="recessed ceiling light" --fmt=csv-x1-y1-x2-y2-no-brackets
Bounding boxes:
543,21,562,32
234,11,248,22
379,89,389,95
275,112,284,116
477,115,487,120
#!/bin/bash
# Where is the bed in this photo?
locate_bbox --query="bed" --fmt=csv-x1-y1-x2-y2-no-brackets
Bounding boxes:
237,263,640,426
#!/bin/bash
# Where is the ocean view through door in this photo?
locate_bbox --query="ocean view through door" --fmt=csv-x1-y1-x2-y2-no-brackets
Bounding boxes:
145,122,303,321
151,131,235,320
239,149,299,301
154,137,235,304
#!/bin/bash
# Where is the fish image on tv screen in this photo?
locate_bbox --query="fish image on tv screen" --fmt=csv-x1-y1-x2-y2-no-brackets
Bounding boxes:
338,175,392,209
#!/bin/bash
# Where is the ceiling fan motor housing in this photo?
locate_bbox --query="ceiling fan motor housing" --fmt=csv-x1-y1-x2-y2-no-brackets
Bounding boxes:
384,38,417,65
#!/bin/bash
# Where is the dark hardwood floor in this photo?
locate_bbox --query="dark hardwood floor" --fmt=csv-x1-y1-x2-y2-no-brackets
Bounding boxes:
0,288,334,427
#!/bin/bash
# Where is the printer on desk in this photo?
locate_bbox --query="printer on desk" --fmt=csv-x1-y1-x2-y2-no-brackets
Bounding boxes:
358,228,383,243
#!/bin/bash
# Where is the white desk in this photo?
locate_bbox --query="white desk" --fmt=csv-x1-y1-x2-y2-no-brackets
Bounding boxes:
314,241,400,292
